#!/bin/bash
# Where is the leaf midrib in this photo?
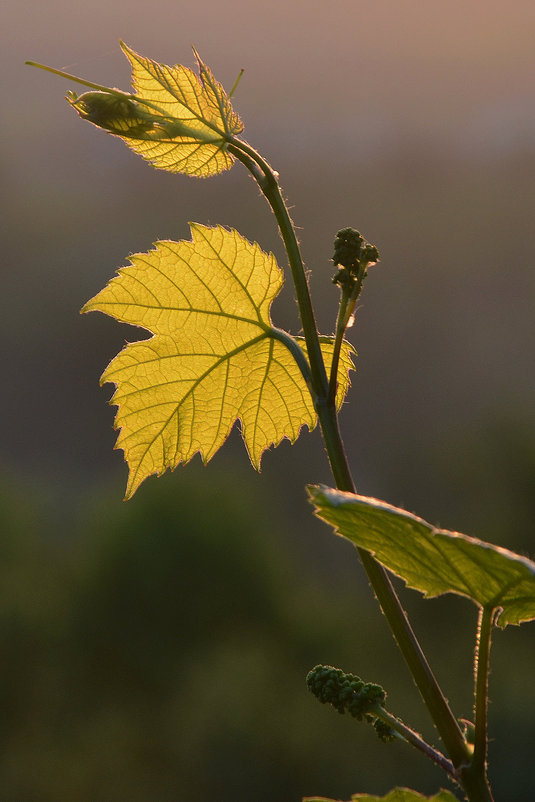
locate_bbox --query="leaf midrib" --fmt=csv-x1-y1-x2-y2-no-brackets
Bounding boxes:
110,331,271,407
126,46,232,140
90,303,266,329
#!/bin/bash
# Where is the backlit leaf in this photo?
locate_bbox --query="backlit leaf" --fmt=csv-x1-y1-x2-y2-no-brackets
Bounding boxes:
83,226,355,497
308,486,535,627
69,42,243,177
304,789,458,802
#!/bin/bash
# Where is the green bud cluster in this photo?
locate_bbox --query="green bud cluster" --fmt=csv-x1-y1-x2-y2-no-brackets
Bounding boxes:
306,665,396,742
372,717,397,743
306,664,386,719
333,228,365,271
332,227,379,290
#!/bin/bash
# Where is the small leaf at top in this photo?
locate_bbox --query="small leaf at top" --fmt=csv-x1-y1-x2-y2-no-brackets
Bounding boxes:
308,486,535,627
303,788,459,802
68,42,243,177
83,226,355,498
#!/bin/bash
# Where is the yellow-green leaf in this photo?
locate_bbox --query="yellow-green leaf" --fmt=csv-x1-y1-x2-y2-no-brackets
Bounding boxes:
69,43,243,177
304,789,458,802
83,225,355,497
308,486,535,627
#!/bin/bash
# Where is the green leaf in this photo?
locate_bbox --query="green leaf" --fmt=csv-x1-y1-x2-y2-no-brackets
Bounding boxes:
304,789,458,802
69,42,243,177
308,486,535,627
83,226,355,498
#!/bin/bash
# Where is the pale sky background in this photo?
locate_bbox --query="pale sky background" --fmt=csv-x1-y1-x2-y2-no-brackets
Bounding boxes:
3,0,535,520
10,0,535,158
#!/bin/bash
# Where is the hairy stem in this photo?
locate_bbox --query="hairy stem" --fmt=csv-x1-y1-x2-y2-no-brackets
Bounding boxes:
328,291,352,405
462,605,495,800
328,269,366,405
372,705,456,778
473,607,493,770
228,140,329,404
229,136,471,774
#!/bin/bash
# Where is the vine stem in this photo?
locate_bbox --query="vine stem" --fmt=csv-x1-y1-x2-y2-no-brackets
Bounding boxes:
473,607,493,771
328,289,351,405
370,705,456,779
328,268,366,405
228,136,474,779
227,140,329,404
458,606,495,799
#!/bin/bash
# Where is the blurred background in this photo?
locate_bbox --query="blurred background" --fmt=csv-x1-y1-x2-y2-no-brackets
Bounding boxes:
3,0,535,799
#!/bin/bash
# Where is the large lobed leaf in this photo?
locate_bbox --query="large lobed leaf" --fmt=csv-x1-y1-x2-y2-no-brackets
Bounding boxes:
308,486,535,627
70,43,243,177
304,788,458,802
83,226,355,498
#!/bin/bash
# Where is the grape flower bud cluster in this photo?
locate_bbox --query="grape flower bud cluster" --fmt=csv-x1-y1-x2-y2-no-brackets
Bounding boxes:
332,227,379,290
306,664,396,742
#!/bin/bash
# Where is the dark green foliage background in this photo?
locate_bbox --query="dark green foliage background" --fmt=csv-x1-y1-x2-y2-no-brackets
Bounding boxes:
1,463,534,801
